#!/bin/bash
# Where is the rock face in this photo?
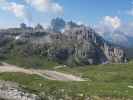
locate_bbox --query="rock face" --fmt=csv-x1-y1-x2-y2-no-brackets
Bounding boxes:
0,23,127,65
49,26,127,65
0,81,40,100
104,43,127,63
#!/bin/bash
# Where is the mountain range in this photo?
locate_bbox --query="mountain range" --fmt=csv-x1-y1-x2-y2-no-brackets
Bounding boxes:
0,18,128,67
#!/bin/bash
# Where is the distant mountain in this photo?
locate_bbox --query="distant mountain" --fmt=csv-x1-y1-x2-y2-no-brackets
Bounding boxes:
123,48,133,59
101,31,133,48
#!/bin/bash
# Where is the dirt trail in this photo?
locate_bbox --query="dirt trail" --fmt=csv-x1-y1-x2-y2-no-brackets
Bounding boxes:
0,63,85,81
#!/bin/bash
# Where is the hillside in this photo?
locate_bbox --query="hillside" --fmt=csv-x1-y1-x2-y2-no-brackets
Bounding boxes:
0,61,133,100
0,19,131,100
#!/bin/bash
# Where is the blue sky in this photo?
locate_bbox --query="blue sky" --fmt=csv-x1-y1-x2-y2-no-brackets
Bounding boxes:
0,0,133,28
60,0,132,23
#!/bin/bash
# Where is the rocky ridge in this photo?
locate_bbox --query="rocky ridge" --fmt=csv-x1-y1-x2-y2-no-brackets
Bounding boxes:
49,26,127,65
0,21,127,66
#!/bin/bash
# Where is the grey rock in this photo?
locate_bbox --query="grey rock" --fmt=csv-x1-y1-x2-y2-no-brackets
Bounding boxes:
0,23,127,65
0,81,40,100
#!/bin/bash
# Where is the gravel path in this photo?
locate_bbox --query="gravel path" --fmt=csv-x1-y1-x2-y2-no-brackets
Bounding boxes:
0,63,85,81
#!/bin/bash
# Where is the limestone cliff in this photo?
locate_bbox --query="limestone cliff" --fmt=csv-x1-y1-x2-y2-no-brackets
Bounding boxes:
0,24,127,66
48,26,127,65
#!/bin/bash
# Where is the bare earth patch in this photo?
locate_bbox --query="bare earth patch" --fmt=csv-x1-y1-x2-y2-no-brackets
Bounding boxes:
0,63,85,81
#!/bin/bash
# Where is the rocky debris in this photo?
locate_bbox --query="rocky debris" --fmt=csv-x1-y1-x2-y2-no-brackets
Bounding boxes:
0,81,40,100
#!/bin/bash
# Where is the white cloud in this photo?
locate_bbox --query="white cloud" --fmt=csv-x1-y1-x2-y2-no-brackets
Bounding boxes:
0,0,63,20
102,16,121,29
119,23,133,37
2,2,26,18
96,16,133,38
0,0,6,5
94,16,133,46
25,0,63,14
0,0,27,18
0,0,6,3
95,16,121,36
111,33,129,46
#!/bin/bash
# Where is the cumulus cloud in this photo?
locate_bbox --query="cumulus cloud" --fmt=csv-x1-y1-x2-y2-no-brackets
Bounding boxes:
0,0,27,18
2,2,26,18
95,16,121,35
118,23,133,37
25,0,63,14
95,16,133,37
0,0,6,3
95,16,133,47
112,33,129,46
104,16,121,29
0,0,64,21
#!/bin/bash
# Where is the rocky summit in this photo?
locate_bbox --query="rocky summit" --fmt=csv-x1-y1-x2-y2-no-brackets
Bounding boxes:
49,26,127,65
0,22,127,66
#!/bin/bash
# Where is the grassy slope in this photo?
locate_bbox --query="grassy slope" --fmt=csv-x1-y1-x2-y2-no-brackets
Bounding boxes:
2,47,59,69
56,61,133,83
1,42,60,69
4,55,59,69
0,73,133,99
0,62,133,99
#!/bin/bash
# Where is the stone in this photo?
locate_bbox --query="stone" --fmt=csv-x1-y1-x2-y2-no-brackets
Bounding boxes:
0,81,40,100
0,23,127,65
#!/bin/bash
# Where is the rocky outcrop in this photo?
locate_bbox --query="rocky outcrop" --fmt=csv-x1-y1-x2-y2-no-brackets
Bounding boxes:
0,81,40,100
104,43,127,63
49,26,127,64
0,23,127,65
